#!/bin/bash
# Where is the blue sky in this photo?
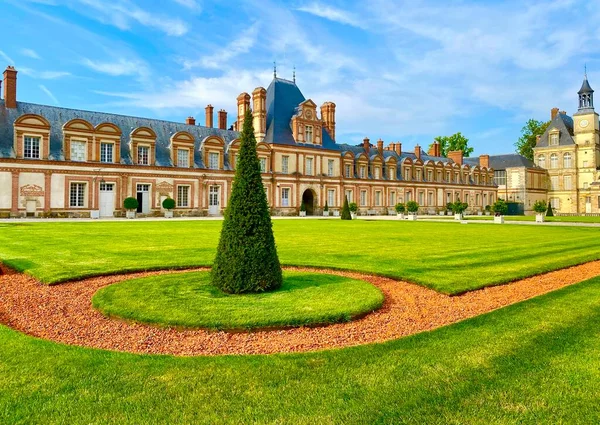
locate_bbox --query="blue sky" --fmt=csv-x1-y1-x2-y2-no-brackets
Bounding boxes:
1,0,598,155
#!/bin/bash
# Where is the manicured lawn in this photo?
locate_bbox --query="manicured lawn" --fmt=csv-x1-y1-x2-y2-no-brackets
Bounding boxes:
2,276,600,423
92,271,384,330
2,220,600,293
466,215,600,223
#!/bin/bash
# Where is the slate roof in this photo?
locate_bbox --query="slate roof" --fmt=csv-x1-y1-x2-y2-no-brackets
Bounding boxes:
0,99,239,168
464,153,537,170
536,112,575,147
579,76,594,94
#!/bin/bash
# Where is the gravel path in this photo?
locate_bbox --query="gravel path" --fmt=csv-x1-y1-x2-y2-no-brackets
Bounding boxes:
1,262,599,357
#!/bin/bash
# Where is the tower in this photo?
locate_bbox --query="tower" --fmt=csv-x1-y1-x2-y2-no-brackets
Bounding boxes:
578,72,594,112
236,92,251,131
252,87,267,143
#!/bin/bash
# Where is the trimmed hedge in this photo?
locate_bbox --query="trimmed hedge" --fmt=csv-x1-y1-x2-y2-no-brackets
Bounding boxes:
123,197,138,211
341,195,352,220
162,198,175,210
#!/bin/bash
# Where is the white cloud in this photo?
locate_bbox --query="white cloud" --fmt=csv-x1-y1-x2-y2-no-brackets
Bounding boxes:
296,2,366,29
0,50,15,65
20,68,71,79
39,84,60,105
82,57,149,79
172,0,201,10
21,48,41,59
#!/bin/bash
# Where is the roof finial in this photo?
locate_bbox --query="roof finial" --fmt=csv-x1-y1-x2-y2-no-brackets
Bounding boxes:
585,63,588,78
293,66,296,83
273,61,277,78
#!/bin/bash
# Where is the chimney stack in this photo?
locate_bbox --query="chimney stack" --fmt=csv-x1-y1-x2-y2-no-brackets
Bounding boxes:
428,140,441,157
236,92,251,131
205,105,214,128
394,142,402,155
448,150,463,166
551,107,559,120
321,102,336,141
536,135,541,145
414,144,421,160
377,139,384,154
560,110,567,115
185,116,196,126
3,66,17,109
252,87,267,142
479,154,490,169
218,109,227,130
363,137,370,154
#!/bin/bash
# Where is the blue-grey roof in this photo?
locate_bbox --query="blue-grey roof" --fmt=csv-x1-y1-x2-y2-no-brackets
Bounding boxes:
579,76,594,94
0,99,239,167
264,78,337,150
537,112,575,147
465,154,536,170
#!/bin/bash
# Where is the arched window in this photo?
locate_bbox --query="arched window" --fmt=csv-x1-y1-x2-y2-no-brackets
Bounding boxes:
550,153,558,169
563,152,572,168
538,155,546,168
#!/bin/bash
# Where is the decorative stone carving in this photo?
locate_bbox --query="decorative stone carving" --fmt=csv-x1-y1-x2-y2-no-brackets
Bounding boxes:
156,181,174,195
20,184,44,197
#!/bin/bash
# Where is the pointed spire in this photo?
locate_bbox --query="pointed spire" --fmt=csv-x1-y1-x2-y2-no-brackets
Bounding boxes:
273,61,277,78
578,68,594,110
293,66,296,83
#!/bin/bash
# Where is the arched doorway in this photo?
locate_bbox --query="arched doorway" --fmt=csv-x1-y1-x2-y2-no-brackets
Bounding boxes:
302,189,316,215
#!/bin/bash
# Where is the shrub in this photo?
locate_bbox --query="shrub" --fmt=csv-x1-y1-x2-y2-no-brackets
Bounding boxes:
341,196,352,220
324,201,329,212
546,202,554,217
492,199,508,215
532,200,547,214
446,202,454,212
300,202,306,212
349,202,358,213
450,198,468,214
484,205,491,212
395,203,406,213
162,198,175,210
406,201,419,213
211,110,282,294
123,197,139,211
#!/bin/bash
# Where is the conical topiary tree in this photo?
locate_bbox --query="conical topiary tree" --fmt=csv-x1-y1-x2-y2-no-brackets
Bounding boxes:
341,195,352,220
546,201,554,217
212,110,282,294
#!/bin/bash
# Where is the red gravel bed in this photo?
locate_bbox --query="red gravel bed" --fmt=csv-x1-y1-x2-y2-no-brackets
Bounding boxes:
1,262,600,356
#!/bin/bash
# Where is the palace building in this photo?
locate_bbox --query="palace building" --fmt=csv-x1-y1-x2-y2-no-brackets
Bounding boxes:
0,66,497,218
534,74,600,214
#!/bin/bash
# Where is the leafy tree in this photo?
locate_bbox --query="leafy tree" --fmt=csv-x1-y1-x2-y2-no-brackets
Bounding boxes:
406,201,420,213
394,203,406,213
428,132,474,157
341,196,352,220
212,110,282,294
492,199,508,215
532,200,547,214
515,119,550,161
450,198,468,214
546,202,554,217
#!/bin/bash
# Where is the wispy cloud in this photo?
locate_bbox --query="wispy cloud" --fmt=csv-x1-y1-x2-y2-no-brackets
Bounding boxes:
21,48,41,59
20,68,71,79
0,50,15,65
39,84,60,105
172,0,201,10
82,57,149,80
296,2,366,29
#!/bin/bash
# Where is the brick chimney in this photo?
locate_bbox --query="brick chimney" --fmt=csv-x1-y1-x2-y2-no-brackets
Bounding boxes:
448,150,463,166
414,144,421,160
395,142,402,155
185,116,196,126
428,140,441,157
218,109,227,130
205,105,214,128
236,92,251,131
321,102,336,141
560,110,567,115
536,135,541,145
3,66,17,109
252,87,267,142
377,139,384,154
479,154,490,168
363,137,370,154
551,107,559,120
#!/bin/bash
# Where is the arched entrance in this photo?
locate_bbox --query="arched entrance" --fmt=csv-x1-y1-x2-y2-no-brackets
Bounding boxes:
302,189,316,215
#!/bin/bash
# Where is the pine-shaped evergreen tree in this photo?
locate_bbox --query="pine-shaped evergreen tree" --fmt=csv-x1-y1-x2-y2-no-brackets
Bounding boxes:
212,110,283,293
341,195,352,220
546,202,554,217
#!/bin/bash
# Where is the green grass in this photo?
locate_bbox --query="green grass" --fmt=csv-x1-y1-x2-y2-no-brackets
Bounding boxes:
3,276,600,424
2,220,600,294
92,271,384,330
466,215,600,223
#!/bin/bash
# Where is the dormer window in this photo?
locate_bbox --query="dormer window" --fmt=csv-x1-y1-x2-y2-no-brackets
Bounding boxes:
138,145,150,165
260,157,267,172
24,136,41,159
305,125,313,144
100,142,114,163
70,140,86,162
550,133,559,146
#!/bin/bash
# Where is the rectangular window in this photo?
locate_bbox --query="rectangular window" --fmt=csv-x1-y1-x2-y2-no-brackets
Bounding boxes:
405,169,411,181
494,170,507,186
306,157,313,175
551,176,559,190
375,191,381,206
177,149,189,168
374,167,380,179
427,170,433,182
389,168,395,180
281,188,290,207
23,136,41,159
328,189,335,207
389,191,396,206
360,166,366,179
360,190,367,206
550,133,559,146
69,182,85,207
260,157,267,172
328,159,334,177
345,190,353,203
406,191,412,202
209,152,219,169
551,198,560,209
138,146,150,165
416,169,422,181
419,191,425,206
305,125,313,143
428,192,434,206
100,142,113,163
177,185,189,208
282,155,289,174
564,175,572,190
345,164,352,178
70,141,86,162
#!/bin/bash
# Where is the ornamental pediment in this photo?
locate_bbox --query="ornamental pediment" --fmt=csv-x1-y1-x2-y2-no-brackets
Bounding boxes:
20,184,44,197
156,181,174,194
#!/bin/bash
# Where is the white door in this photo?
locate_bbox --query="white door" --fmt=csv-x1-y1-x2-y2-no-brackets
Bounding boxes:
136,184,151,214
209,186,220,215
26,200,36,216
99,183,115,217
586,197,592,213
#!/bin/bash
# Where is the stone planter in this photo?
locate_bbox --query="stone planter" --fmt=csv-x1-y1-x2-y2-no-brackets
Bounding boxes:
535,213,545,223
90,210,100,219
407,214,417,221
485,212,491,216
494,215,504,224
454,213,463,220
477,211,483,216
350,212,357,219
299,211,306,217
323,211,330,217
397,213,405,219
164,210,173,219
333,211,340,217
439,211,445,216
126,211,136,219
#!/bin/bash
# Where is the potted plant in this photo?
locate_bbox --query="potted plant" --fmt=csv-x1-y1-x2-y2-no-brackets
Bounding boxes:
349,202,358,219
492,199,508,224
162,197,175,219
450,198,468,220
123,197,139,219
395,202,406,219
484,205,491,216
532,200,547,223
323,201,329,217
299,202,307,217
406,200,419,221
